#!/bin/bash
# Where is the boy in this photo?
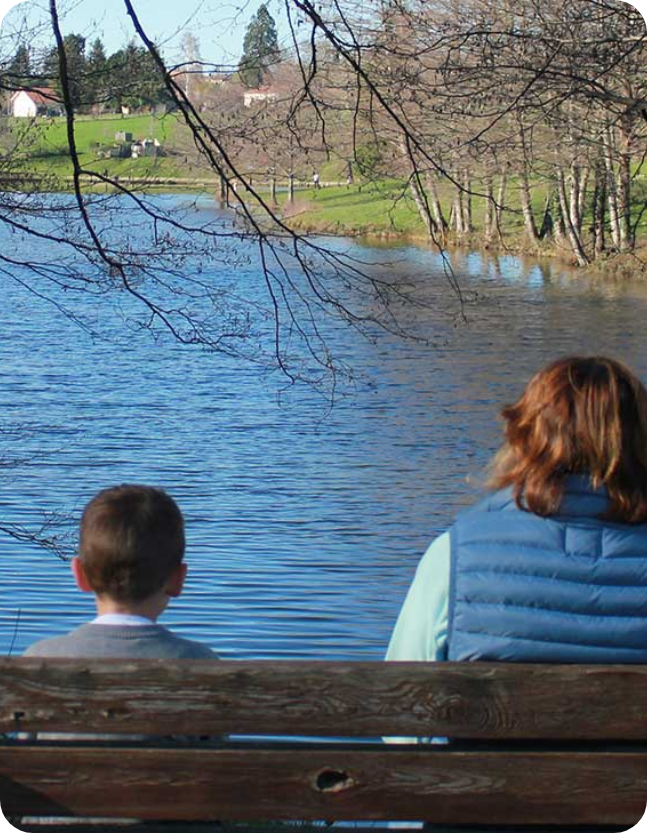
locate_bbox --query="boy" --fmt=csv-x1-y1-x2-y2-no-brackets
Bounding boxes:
25,484,216,659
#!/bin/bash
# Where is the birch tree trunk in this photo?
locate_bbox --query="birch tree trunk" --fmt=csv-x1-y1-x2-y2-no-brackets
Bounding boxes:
495,170,507,241
520,169,540,243
483,174,494,246
556,168,589,265
462,169,473,234
576,166,589,235
617,120,633,252
409,174,437,240
425,174,448,237
603,127,621,250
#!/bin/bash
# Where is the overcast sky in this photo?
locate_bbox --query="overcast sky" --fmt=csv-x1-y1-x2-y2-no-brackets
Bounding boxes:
1,0,288,67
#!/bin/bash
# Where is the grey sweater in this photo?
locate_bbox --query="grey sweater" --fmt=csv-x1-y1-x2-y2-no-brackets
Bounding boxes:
24,623,217,659
20,621,218,828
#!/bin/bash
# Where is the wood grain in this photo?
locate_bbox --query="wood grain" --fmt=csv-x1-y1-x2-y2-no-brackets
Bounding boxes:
2,746,646,825
2,660,647,739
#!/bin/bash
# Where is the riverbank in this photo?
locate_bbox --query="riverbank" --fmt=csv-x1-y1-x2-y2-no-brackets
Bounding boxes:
6,169,643,274
3,111,645,272
278,181,647,275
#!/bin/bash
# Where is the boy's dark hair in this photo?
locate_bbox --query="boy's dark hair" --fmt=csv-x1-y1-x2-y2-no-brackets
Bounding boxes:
79,485,185,603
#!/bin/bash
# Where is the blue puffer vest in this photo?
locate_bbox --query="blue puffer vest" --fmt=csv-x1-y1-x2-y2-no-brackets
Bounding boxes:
448,475,647,662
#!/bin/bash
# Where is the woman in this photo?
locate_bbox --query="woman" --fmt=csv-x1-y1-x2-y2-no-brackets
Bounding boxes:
387,356,647,663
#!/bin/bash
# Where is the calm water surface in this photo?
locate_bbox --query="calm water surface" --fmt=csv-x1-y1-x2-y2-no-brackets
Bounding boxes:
1,196,646,657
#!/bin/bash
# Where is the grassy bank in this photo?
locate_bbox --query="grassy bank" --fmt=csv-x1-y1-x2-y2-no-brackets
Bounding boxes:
279,177,647,271
0,113,209,181
3,114,645,271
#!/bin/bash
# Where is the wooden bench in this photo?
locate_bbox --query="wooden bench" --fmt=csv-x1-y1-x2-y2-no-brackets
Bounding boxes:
1,659,646,831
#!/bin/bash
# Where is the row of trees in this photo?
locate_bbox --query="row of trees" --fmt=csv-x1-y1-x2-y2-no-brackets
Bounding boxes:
6,36,168,112
185,0,647,265
269,0,646,265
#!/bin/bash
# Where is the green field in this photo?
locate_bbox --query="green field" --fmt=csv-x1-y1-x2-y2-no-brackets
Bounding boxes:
1,113,209,180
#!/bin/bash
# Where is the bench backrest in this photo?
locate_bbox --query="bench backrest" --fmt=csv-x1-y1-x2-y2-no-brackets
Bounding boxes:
1,659,646,827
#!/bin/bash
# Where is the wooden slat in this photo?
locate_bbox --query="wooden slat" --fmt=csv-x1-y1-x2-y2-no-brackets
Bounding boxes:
2,660,647,739
2,746,646,825
11,819,627,833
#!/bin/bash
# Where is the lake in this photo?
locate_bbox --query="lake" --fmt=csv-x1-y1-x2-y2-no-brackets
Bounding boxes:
1,194,646,658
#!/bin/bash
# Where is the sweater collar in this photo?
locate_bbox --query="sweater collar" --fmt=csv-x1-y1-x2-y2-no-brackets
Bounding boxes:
92,613,156,627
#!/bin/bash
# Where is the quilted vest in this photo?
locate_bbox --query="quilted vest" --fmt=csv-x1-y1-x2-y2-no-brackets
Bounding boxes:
448,475,647,662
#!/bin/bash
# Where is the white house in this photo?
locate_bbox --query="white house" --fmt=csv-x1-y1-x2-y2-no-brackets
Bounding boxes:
10,88,62,118
243,87,279,108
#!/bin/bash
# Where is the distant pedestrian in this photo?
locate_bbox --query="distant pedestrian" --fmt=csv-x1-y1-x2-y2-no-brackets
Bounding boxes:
312,171,320,189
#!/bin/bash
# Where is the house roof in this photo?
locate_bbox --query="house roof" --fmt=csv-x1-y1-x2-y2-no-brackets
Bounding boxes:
12,87,61,106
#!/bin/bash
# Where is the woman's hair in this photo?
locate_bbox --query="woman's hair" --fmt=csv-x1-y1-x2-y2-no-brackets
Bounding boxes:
487,356,647,524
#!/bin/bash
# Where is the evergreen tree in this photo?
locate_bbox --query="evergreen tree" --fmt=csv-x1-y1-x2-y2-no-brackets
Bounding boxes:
40,46,60,87
238,4,280,88
63,34,87,109
41,35,86,109
8,44,31,88
86,38,108,106
106,42,168,112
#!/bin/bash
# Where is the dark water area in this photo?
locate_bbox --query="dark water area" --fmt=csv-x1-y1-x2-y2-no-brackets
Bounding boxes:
1,195,646,659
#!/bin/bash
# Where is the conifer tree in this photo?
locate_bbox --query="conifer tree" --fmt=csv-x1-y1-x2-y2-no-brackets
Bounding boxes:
238,4,280,88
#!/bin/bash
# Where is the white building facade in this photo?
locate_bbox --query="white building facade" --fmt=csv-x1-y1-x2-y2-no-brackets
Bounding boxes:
10,89,62,118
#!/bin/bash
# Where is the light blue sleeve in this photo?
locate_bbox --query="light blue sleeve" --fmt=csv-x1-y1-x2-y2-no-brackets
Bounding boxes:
385,532,450,663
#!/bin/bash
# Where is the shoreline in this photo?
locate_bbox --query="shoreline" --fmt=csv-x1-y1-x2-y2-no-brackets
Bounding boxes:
4,174,644,278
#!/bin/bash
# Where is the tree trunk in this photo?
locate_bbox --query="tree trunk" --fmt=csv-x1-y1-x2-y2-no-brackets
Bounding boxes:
425,174,448,237
409,174,437,240
462,169,473,233
568,164,581,235
603,127,621,250
576,166,589,235
495,170,507,240
483,174,494,246
617,121,633,252
520,169,540,243
452,176,465,236
592,158,606,255
556,168,589,266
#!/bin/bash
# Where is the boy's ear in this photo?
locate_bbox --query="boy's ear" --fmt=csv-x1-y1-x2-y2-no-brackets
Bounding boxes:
166,563,187,598
71,557,94,593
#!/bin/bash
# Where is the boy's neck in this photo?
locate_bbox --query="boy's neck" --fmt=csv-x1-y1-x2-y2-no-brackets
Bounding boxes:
94,594,167,623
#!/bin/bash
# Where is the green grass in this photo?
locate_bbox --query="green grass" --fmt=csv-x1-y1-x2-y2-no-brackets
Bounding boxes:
283,180,425,235
0,113,211,181
283,173,647,253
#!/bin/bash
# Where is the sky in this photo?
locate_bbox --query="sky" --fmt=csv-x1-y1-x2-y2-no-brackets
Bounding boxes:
0,0,289,67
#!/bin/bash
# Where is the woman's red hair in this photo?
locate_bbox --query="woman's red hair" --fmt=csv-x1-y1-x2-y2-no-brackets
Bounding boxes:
488,356,647,524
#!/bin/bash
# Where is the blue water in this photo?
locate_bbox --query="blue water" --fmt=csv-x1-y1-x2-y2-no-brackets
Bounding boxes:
2,195,646,658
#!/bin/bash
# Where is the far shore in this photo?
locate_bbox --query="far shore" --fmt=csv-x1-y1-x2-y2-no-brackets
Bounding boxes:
3,170,645,278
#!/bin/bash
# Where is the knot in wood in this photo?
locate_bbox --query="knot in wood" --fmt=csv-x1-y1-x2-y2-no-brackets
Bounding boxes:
314,768,355,793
